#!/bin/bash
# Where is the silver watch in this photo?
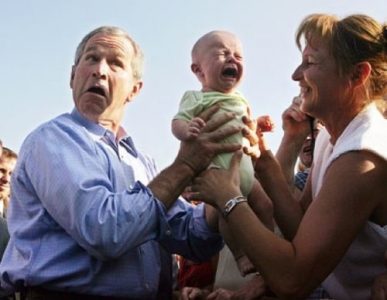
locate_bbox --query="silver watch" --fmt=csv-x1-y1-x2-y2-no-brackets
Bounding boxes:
222,196,247,217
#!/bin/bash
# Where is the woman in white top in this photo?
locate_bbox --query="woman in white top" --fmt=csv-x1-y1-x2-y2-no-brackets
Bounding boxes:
190,13,387,300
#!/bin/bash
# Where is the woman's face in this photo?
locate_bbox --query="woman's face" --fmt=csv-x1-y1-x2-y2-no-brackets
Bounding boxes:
292,39,349,120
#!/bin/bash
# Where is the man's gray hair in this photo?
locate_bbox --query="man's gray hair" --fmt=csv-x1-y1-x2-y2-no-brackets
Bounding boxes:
74,26,144,80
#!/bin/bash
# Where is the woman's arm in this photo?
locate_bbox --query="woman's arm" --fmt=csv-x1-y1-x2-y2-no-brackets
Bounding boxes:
192,150,387,298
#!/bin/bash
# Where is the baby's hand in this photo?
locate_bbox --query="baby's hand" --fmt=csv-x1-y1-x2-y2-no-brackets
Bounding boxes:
186,117,206,140
257,115,275,132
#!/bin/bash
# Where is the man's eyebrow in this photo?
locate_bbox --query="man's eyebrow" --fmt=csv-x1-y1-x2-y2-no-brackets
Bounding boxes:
84,45,99,52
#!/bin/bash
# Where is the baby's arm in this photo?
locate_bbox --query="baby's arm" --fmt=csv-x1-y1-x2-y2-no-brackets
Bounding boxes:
172,118,206,141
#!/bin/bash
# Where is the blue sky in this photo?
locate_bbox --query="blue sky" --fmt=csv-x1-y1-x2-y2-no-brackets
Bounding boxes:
1,0,385,169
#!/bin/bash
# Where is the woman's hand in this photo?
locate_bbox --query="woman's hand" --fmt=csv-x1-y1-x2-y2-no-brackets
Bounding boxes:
281,96,310,141
190,151,244,208
207,275,266,300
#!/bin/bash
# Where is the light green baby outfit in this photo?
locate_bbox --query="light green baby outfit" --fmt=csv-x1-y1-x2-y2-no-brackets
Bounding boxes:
174,90,255,196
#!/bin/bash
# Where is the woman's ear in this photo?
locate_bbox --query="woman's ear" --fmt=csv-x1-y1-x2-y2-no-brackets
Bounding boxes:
351,61,371,87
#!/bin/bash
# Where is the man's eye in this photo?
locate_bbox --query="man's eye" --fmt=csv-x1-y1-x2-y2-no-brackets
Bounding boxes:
85,54,98,61
111,60,123,68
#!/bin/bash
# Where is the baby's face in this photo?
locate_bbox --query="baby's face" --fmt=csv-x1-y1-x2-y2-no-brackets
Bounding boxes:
196,32,244,93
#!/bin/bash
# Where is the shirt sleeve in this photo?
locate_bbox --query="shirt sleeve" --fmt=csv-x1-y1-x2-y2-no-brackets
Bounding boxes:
157,201,223,262
21,123,165,260
173,91,205,122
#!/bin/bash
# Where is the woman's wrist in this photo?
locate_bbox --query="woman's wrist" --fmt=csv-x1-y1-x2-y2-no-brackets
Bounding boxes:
221,195,248,218
254,149,276,173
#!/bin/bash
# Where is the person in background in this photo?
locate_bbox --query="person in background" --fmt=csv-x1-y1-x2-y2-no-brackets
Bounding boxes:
0,140,8,262
0,147,17,218
0,26,242,300
191,13,387,299
276,101,323,200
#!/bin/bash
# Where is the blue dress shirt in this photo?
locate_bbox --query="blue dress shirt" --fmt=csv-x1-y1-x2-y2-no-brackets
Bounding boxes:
0,109,222,299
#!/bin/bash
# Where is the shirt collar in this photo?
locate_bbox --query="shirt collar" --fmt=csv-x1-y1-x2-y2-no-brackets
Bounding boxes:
70,108,107,137
70,108,138,157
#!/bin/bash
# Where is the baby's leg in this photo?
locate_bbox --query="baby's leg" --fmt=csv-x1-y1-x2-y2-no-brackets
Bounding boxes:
233,180,274,276
248,179,274,231
218,217,256,277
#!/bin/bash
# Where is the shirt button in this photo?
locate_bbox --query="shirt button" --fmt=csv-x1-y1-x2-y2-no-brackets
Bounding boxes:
165,229,171,236
144,283,150,290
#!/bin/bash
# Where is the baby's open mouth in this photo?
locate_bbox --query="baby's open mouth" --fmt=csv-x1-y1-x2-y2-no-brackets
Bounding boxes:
222,67,238,78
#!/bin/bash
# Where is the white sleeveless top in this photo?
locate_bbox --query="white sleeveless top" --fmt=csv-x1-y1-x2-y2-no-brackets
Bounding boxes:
311,103,387,300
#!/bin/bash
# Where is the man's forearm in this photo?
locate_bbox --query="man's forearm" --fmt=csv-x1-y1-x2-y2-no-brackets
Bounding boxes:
148,159,195,209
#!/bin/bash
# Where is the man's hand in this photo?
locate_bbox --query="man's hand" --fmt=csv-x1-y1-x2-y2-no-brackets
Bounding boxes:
180,286,210,300
176,105,242,175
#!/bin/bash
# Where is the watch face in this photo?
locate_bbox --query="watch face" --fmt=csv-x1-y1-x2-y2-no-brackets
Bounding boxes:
225,200,235,212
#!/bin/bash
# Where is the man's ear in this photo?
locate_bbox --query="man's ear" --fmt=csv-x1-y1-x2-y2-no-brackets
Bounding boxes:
351,61,371,87
70,65,76,89
126,80,143,103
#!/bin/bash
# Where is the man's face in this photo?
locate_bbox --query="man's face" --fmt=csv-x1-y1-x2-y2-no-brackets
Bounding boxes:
70,33,142,127
0,157,16,200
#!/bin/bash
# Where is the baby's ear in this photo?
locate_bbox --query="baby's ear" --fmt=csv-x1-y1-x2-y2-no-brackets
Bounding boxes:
191,63,200,74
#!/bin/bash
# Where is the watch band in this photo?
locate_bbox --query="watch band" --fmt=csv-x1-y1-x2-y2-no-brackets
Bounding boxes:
222,196,248,218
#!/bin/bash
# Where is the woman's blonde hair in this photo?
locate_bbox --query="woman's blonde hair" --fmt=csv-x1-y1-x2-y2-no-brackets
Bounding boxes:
296,14,386,99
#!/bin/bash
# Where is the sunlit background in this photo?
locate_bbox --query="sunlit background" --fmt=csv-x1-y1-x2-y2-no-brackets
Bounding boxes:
1,0,385,169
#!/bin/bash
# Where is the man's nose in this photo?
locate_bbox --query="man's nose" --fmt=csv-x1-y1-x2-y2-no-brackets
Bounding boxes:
92,60,108,79
1,173,10,183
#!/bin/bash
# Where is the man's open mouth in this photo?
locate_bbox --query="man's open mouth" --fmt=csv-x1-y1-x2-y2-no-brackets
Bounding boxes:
87,86,107,97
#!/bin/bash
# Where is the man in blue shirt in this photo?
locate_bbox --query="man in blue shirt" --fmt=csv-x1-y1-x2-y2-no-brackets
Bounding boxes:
0,26,241,300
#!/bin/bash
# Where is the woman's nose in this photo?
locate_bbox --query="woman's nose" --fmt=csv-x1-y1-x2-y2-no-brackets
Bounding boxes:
292,64,303,81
